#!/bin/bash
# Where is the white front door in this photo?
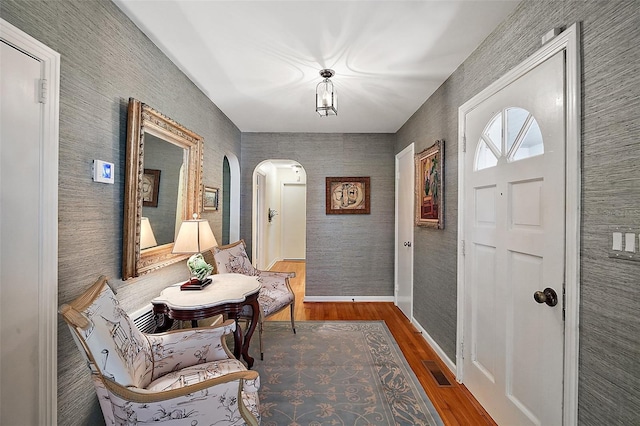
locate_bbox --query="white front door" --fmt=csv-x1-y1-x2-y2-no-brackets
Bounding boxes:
395,143,414,320
461,52,565,425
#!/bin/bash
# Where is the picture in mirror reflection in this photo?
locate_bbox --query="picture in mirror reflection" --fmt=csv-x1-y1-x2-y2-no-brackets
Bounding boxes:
143,133,186,247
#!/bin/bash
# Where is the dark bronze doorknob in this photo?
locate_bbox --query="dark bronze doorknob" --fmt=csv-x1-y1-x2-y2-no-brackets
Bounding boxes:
533,288,558,307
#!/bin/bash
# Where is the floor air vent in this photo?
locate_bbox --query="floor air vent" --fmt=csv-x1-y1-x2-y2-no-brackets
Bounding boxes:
422,360,453,387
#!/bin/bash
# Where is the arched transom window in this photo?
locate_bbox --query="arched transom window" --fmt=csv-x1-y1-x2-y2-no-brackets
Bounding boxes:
474,107,544,171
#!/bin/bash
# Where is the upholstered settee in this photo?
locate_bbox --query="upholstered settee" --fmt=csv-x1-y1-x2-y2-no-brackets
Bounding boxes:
211,240,296,359
59,276,261,425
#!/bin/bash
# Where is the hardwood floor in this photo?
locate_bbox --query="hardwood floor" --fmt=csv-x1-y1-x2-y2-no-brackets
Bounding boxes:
266,260,496,426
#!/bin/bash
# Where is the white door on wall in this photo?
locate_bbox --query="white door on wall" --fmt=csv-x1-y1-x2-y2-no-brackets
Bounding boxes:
1,25,59,425
461,51,565,426
281,183,306,260
395,143,414,320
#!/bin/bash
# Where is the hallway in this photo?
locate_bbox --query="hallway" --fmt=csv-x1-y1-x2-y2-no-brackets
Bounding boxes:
266,261,496,425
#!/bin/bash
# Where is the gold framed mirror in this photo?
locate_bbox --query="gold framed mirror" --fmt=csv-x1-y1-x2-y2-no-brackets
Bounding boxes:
122,98,203,279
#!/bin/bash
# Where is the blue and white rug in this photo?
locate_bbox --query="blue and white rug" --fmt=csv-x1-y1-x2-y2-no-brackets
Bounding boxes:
251,321,444,426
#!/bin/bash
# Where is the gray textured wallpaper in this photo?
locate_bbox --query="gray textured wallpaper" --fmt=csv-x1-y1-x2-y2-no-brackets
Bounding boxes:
241,133,396,297
396,1,640,424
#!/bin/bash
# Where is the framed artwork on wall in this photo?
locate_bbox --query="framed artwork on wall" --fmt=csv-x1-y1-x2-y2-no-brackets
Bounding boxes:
415,140,444,228
326,176,370,214
203,186,219,211
142,169,161,207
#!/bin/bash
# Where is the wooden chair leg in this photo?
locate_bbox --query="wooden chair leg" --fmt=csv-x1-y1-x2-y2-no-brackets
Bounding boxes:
260,302,296,361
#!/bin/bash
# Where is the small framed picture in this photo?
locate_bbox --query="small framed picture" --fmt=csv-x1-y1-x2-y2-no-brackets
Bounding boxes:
203,186,219,211
142,169,160,207
326,177,370,214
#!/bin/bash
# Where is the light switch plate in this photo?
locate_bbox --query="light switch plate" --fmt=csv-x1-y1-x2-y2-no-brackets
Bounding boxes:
612,232,623,251
609,227,640,262
92,160,114,184
624,233,636,252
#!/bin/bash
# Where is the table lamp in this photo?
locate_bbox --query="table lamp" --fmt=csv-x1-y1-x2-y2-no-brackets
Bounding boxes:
172,214,218,290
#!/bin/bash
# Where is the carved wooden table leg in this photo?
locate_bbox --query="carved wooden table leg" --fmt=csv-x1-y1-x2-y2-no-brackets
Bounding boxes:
240,297,260,369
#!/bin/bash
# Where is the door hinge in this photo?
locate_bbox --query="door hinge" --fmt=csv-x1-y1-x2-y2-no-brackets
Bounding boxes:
462,135,467,153
461,240,465,256
38,79,48,104
562,285,566,321
460,341,464,359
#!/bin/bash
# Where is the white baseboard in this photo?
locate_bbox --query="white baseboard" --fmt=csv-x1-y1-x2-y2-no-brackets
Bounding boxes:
266,257,304,270
303,296,395,302
411,319,457,375
265,259,278,270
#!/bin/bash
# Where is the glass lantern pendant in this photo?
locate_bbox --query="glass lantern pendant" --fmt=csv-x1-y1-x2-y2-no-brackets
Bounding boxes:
316,69,337,116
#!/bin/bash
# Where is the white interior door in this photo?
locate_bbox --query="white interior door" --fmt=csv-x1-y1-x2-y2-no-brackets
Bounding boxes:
1,28,59,425
395,143,414,320
282,183,306,260
461,51,565,426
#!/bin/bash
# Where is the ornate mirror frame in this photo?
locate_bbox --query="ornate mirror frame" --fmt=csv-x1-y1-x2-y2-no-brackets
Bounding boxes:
122,98,204,279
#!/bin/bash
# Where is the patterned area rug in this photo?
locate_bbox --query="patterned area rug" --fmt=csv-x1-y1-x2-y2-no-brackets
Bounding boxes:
250,321,444,426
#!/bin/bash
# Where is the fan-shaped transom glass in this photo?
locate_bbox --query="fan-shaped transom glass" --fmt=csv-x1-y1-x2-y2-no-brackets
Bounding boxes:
474,107,544,171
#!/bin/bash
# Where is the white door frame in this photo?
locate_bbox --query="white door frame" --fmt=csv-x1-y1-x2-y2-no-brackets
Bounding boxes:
1,19,60,425
394,143,414,319
457,22,581,425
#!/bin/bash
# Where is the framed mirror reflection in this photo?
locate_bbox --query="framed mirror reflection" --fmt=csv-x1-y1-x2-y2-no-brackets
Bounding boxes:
122,98,204,279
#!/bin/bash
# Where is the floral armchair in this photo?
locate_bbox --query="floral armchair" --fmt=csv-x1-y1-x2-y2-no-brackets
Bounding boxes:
211,240,296,360
59,276,260,425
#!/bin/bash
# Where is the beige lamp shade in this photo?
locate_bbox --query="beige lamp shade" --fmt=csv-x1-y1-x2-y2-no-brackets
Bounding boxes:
140,217,158,249
172,217,218,254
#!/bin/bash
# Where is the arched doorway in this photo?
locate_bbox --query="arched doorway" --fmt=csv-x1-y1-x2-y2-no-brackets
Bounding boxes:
223,153,240,245
252,160,306,270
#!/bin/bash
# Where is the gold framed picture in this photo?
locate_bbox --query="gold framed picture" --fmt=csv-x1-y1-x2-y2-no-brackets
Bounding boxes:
203,186,219,211
142,169,160,207
415,140,443,228
326,176,370,214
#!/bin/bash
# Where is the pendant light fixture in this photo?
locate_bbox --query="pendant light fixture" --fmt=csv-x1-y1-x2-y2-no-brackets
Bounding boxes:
316,69,337,116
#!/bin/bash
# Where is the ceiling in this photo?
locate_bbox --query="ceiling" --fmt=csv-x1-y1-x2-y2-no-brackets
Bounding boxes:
114,0,520,134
